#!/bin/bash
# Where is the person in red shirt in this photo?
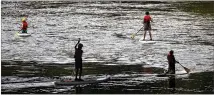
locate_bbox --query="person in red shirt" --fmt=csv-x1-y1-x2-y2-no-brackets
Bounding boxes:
143,11,153,40
21,17,28,33
166,50,179,74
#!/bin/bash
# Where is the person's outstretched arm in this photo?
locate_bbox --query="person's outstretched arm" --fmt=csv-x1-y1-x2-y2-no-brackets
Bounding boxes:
150,17,153,22
75,38,80,49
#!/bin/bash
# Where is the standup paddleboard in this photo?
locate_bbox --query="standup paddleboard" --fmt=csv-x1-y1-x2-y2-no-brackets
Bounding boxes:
156,73,188,77
139,40,156,44
55,75,110,85
18,33,31,37
139,38,156,44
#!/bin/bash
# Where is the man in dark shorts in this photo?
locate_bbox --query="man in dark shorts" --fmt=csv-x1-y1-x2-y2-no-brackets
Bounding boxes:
166,50,179,74
74,38,83,81
143,11,153,40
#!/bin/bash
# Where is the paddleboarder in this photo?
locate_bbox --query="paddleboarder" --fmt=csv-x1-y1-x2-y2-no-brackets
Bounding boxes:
74,38,84,81
143,11,153,40
21,17,28,33
166,50,179,74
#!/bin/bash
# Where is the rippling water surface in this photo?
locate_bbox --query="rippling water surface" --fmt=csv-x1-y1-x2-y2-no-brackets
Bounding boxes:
1,1,214,94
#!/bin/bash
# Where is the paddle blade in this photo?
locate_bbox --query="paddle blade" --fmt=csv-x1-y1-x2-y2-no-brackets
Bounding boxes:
183,67,190,73
131,34,135,39
14,32,19,38
177,62,190,73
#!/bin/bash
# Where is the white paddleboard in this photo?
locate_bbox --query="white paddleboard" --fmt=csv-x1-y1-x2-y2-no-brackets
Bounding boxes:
139,38,156,44
139,40,156,44
54,75,110,85
18,33,31,37
156,73,188,77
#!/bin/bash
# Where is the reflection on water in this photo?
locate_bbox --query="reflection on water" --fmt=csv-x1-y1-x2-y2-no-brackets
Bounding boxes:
75,85,82,94
168,76,175,94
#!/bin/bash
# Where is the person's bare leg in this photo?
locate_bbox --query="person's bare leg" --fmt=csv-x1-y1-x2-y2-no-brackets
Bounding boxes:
149,30,152,40
143,31,147,40
75,69,79,81
79,68,82,79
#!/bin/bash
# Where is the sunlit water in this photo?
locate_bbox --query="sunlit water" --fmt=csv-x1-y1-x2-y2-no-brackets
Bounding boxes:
1,1,214,94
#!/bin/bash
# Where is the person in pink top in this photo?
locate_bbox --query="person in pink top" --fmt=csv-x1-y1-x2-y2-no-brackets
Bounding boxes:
143,11,153,40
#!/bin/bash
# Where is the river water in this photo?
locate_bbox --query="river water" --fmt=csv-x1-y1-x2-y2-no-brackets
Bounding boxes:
1,1,214,94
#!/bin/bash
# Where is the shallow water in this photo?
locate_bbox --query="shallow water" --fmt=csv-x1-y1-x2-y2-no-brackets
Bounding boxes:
1,1,214,94
1,62,213,94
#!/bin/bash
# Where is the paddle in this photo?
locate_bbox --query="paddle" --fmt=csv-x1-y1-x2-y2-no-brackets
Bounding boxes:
131,26,144,39
177,61,190,73
14,30,21,38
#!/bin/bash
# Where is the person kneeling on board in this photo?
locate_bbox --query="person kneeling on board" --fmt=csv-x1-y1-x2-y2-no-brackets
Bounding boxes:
166,50,179,74
21,17,28,33
74,38,84,81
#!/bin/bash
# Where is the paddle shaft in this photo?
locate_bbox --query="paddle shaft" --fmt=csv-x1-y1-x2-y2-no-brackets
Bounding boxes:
18,30,22,33
135,26,144,35
177,62,185,68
